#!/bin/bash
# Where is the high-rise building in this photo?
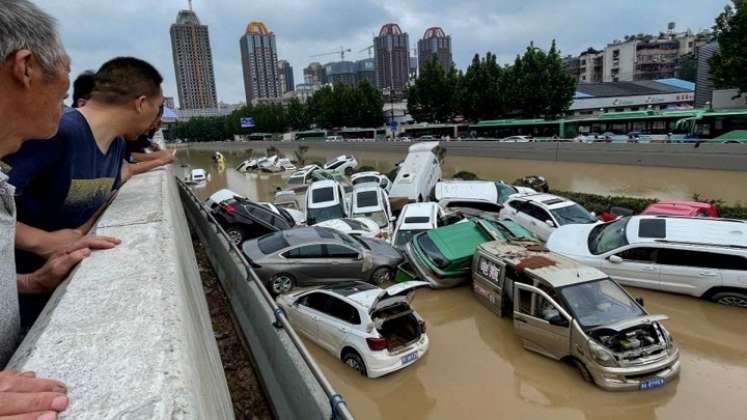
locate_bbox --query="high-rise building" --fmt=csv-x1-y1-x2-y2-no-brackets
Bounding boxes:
169,4,218,109
240,21,280,103
303,62,326,85
324,61,356,85
355,58,376,86
163,96,175,110
374,23,410,94
695,41,719,108
277,59,294,94
417,27,453,73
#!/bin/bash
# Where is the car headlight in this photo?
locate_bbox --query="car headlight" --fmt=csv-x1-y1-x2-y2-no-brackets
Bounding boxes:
589,340,618,367
660,325,675,350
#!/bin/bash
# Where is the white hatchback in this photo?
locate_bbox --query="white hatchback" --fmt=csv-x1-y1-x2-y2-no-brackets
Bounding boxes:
352,183,394,239
499,193,598,241
305,180,350,225
391,202,442,250
277,281,430,378
324,154,358,175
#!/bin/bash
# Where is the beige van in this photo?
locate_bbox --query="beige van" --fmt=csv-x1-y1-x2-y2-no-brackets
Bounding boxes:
471,241,680,391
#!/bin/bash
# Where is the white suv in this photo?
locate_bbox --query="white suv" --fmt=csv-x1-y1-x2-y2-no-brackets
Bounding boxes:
499,193,598,241
305,180,350,225
277,281,430,378
546,215,747,307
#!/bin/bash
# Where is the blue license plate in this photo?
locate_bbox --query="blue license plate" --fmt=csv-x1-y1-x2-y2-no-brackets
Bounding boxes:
400,351,418,365
639,377,665,390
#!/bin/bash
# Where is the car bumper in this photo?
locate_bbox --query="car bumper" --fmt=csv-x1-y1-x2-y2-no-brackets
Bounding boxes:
404,243,467,289
588,350,681,391
365,334,430,378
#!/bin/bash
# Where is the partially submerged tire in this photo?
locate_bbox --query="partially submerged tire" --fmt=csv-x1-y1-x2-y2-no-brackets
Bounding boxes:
571,358,594,384
711,291,747,308
270,273,295,295
342,350,367,376
370,267,392,286
225,225,245,245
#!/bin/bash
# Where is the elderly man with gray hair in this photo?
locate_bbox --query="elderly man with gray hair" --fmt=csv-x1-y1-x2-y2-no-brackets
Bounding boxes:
0,1,119,418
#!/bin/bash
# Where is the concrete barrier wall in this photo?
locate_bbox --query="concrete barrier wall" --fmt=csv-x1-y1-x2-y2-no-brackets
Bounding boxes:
8,169,234,419
178,181,337,419
184,141,747,171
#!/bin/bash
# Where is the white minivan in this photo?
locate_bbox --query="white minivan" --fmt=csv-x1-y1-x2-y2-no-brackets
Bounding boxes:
388,141,442,211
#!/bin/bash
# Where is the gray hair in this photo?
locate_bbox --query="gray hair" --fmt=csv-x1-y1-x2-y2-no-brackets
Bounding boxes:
0,0,67,75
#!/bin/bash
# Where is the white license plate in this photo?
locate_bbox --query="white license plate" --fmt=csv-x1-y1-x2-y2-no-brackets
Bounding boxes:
639,377,665,390
400,351,418,365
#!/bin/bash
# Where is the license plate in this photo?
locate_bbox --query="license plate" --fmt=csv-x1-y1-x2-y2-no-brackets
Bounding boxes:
639,377,665,390
400,351,418,365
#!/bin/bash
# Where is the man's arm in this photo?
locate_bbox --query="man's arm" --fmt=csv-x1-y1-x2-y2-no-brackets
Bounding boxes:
130,149,171,163
15,222,120,259
120,151,175,183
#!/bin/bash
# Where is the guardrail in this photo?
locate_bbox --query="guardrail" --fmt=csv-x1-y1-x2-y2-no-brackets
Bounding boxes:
177,178,354,420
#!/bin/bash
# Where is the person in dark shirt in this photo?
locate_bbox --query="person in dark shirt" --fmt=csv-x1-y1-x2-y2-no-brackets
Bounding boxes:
72,70,95,108
6,56,163,325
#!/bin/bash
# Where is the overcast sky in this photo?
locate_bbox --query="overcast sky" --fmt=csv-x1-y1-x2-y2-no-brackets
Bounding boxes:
39,0,728,107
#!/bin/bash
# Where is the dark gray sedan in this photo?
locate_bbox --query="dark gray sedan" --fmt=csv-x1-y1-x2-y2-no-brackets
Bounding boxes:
242,226,403,295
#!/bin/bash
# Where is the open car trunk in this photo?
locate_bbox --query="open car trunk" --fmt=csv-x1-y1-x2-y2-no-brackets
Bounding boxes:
373,303,423,352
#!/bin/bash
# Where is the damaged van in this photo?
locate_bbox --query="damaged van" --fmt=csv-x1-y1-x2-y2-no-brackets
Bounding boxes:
471,241,680,391
277,281,430,378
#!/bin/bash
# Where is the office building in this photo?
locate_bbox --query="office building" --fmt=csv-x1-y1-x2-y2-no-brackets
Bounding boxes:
355,58,376,86
324,61,356,85
240,21,280,103
417,27,453,73
374,23,410,94
169,5,218,109
277,59,294,94
303,62,326,85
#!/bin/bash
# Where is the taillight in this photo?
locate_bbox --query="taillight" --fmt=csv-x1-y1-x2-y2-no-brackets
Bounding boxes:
366,337,388,351
222,204,236,213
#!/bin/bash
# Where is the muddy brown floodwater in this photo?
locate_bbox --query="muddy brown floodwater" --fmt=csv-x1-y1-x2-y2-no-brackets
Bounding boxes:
177,148,747,420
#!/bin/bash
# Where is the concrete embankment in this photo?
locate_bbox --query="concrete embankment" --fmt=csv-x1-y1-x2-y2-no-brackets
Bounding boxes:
183,141,747,172
7,169,234,419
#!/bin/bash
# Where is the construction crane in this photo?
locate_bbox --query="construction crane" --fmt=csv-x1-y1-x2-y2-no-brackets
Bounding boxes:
359,45,374,58
309,46,351,61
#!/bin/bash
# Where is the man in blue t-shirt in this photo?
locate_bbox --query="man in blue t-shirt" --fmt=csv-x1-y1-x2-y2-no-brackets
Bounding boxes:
6,57,164,325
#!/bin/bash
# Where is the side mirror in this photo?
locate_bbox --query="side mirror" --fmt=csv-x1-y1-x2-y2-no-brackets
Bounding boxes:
635,297,645,307
548,315,569,327
545,220,556,228
608,255,623,264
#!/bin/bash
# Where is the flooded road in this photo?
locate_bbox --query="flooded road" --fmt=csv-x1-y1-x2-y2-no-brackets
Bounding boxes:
176,147,747,420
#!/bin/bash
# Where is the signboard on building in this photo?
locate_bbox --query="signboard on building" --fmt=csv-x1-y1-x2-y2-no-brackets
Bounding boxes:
570,92,695,111
240,117,255,128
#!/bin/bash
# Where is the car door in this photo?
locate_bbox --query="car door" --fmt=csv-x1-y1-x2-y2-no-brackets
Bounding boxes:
513,283,571,360
656,248,723,297
324,244,364,280
315,295,362,354
292,292,328,343
603,247,661,290
523,203,554,241
502,199,527,225
282,244,328,285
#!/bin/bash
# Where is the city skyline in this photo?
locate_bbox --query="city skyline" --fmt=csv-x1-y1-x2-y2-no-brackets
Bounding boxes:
42,0,727,106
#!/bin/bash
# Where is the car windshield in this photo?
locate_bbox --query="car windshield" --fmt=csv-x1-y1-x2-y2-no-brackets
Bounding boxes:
588,217,630,255
307,205,345,225
495,183,518,203
353,176,378,185
550,204,597,225
393,229,425,248
416,233,449,269
559,278,645,329
359,211,388,228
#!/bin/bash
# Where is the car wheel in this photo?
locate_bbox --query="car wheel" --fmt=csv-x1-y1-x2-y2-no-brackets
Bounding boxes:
571,358,594,384
270,273,295,295
370,267,392,286
225,225,245,245
345,167,354,176
342,350,367,376
711,291,747,308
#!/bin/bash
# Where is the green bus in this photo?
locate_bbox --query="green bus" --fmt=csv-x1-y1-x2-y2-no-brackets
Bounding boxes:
295,129,330,142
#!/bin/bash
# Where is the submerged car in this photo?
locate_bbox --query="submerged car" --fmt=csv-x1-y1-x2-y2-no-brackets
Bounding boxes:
641,200,720,218
388,142,442,211
351,171,391,192
277,281,429,378
500,193,598,242
391,203,442,250
242,226,403,294
352,183,394,239
209,194,295,245
405,218,539,288
324,154,358,175
305,180,350,225
471,241,680,391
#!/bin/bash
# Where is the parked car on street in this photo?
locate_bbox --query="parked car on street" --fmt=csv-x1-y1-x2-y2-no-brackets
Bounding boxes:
314,217,382,239
500,193,598,241
405,218,539,288
305,180,351,225
209,194,295,245
325,135,344,142
351,171,391,192
471,241,680,391
391,203,442,250
642,200,720,218
389,142,442,211
352,183,394,239
500,135,533,143
242,227,403,294
324,154,358,175
546,215,747,307
276,281,430,378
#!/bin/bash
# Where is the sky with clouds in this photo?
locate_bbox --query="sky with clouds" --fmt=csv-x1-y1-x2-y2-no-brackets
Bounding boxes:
38,0,728,107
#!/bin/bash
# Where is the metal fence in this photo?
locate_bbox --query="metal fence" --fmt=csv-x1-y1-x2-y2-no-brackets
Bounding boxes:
178,178,354,420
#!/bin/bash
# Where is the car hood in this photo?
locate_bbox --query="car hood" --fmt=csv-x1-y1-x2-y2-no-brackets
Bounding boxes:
593,315,668,332
546,223,596,258
359,237,402,259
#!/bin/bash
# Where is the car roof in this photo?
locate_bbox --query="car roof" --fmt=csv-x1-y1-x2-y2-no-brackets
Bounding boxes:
351,171,380,179
626,216,747,249
281,226,343,243
478,241,608,287
423,220,492,261
643,201,714,215
510,193,574,209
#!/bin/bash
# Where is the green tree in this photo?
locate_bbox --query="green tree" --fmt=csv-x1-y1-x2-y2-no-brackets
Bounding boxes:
709,2,747,96
675,53,698,82
354,80,385,127
407,57,458,123
306,81,384,129
286,98,310,130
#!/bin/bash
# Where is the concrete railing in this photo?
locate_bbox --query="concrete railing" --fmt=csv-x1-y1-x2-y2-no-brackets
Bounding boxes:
8,169,234,419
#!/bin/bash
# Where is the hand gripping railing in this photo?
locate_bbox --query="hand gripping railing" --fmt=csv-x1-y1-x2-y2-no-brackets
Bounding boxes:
177,178,354,420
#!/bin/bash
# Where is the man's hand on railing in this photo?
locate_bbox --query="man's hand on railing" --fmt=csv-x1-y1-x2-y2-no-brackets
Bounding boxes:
17,248,92,294
0,370,68,419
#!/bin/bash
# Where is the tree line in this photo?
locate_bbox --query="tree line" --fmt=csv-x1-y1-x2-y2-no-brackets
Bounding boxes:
407,40,577,123
173,80,385,142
